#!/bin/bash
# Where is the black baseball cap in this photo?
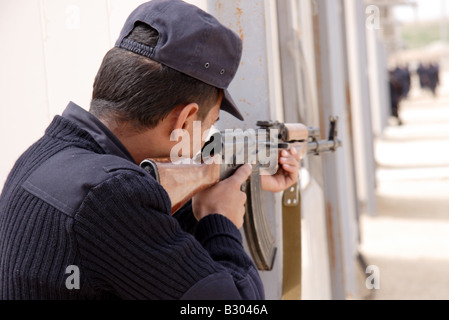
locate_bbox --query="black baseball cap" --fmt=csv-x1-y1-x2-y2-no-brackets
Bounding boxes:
115,0,244,121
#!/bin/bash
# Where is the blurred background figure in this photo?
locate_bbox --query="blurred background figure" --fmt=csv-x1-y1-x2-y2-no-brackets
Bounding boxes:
401,64,412,99
388,68,404,125
417,62,428,89
417,62,440,96
428,62,440,96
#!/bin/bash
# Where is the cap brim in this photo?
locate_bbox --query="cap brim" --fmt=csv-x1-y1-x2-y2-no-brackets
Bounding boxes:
221,89,244,121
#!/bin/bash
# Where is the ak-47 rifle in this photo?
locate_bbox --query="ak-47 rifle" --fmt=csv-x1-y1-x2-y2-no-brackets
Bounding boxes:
140,116,342,271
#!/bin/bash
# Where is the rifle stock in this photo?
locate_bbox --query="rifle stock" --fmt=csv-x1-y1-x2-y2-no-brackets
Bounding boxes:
141,158,220,214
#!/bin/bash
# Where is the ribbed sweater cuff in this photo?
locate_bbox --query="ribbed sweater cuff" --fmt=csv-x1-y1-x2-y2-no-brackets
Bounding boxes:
194,214,242,247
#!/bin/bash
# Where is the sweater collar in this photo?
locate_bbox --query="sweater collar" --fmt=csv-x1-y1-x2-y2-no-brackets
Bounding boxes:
62,102,135,163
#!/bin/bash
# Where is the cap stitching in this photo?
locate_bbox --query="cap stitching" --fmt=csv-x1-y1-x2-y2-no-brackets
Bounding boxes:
119,38,154,59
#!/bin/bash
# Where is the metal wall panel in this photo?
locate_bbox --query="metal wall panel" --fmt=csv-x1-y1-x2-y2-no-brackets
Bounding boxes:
312,0,359,299
276,0,332,300
366,26,389,139
208,0,285,299
343,0,377,217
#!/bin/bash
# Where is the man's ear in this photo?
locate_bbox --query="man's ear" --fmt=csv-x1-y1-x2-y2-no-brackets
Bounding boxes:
173,103,199,131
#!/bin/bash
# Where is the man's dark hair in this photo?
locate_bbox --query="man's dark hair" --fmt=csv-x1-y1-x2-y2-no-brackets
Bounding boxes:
90,22,221,130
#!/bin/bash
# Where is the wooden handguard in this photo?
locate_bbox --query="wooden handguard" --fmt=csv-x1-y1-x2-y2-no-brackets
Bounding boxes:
281,123,309,142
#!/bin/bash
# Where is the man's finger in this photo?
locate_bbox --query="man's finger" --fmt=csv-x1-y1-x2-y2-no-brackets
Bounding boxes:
290,147,300,161
280,156,299,167
281,148,300,162
282,163,299,174
280,153,301,170
228,164,252,186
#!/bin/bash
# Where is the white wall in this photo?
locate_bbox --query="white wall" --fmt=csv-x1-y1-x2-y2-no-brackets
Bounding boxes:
0,0,190,190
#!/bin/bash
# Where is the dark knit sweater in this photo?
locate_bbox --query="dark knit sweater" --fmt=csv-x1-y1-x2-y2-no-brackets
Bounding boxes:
0,103,264,300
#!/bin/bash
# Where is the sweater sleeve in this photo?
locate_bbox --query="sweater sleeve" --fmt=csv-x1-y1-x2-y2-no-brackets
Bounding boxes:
172,200,198,235
73,172,264,300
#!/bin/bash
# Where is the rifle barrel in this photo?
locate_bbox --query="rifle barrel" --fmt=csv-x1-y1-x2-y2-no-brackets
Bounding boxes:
307,139,342,155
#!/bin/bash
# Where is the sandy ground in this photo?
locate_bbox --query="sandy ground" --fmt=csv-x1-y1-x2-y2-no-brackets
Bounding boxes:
358,72,449,300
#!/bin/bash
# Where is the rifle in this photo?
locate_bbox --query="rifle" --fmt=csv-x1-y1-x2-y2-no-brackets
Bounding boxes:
140,116,342,270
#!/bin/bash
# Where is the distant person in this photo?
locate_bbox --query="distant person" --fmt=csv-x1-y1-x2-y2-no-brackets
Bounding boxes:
417,62,432,91
417,62,440,96
428,63,440,97
389,70,404,126
393,65,411,99
417,63,426,89
401,65,411,99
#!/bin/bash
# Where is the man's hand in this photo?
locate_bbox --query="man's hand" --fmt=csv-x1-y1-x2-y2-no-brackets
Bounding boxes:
261,147,301,193
192,164,252,229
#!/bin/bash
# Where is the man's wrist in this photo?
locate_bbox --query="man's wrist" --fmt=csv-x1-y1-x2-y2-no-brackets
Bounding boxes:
195,214,243,247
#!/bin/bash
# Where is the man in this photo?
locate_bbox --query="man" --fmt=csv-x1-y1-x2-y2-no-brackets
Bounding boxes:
0,0,299,300
389,69,404,126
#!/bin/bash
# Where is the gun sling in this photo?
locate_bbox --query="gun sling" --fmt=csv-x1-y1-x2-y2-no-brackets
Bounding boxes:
281,182,302,300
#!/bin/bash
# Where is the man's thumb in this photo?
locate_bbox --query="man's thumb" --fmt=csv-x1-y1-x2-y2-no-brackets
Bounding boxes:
230,164,252,185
